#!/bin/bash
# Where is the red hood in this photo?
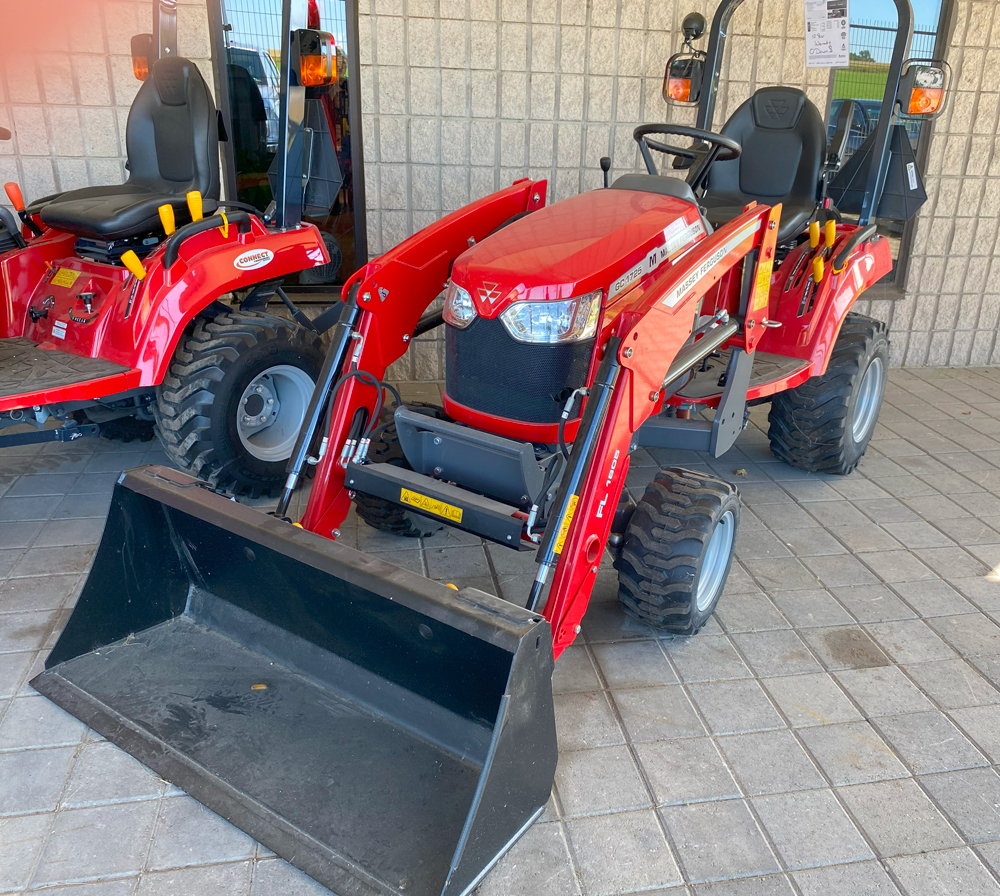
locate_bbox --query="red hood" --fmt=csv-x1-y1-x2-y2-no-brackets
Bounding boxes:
450,187,706,317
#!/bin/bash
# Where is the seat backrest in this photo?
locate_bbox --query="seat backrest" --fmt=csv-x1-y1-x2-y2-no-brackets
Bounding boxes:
706,87,826,204
126,57,220,200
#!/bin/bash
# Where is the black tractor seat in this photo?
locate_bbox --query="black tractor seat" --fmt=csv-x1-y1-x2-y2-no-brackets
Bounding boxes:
39,57,220,241
699,86,826,245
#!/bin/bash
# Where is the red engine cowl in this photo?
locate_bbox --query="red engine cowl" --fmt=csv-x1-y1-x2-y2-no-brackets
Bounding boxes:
443,188,707,443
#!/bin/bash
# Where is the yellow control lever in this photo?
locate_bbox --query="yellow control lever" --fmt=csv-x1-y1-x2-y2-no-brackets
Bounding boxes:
186,190,203,222
158,204,176,236
825,219,836,248
812,256,824,283
809,220,820,249
121,250,146,281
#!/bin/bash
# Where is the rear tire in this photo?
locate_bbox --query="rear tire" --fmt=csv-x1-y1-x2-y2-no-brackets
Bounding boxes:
154,310,324,498
614,468,740,635
353,404,446,538
768,313,888,475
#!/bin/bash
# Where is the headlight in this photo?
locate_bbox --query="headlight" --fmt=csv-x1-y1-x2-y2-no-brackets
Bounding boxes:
499,291,602,344
442,281,476,328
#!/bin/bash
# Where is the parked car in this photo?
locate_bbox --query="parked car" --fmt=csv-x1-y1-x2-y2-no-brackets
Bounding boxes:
226,44,281,151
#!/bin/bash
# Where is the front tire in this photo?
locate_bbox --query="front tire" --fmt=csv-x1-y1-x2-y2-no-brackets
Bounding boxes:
154,310,324,497
768,313,888,475
614,468,740,635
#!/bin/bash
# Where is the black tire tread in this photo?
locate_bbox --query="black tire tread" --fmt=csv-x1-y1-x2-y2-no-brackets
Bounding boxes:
154,309,323,497
614,467,739,635
768,312,888,475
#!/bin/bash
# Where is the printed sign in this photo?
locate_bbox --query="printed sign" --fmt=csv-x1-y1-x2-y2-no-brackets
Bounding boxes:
805,0,849,68
233,248,274,271
50,268,80,289
400,488,463,524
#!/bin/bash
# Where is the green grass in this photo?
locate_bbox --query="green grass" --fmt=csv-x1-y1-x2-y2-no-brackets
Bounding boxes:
832,67,889,101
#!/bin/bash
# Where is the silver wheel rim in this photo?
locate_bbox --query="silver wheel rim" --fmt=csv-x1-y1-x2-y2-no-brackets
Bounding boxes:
852,356,884,443
236,364,315,463
696,510,735,612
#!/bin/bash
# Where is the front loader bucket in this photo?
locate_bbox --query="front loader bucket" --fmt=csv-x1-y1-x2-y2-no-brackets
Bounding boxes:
32,466,557,896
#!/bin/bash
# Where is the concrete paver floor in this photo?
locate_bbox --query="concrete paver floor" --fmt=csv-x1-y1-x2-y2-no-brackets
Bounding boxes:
1,366,1000,895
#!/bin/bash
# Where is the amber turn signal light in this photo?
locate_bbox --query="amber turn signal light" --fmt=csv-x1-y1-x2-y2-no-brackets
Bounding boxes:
667,78,691,102
297,29,337,86
908,87,943,115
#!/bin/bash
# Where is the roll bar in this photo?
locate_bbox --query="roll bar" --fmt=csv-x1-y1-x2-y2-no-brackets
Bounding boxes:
695,0,914,225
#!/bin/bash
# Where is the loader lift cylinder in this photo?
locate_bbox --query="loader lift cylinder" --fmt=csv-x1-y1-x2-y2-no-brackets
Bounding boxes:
527,338,623,611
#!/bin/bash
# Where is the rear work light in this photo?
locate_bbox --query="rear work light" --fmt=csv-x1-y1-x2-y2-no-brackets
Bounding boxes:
499,291,602,344
443,281,476,328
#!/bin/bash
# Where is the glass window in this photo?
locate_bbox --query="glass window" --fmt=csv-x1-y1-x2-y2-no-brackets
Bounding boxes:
827,0,949,285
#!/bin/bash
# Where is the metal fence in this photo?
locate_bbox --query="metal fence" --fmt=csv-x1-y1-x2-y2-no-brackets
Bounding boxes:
830,19,938,158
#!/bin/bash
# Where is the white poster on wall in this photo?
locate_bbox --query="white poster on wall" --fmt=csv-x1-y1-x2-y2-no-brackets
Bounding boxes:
805,0,850,68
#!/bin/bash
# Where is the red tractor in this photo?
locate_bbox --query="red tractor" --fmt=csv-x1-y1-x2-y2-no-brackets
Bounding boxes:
31,1,948,894
0,43,340,496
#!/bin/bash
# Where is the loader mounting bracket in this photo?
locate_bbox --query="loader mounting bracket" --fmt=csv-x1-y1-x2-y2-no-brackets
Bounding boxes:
634,347,753,456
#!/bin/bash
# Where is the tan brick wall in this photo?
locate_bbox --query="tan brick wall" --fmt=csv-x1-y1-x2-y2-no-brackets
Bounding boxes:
360,0,1000,378
0,0,214,207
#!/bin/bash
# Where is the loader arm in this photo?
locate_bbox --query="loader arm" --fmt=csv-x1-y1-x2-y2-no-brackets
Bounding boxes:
540,205,773,655
301,179,547,535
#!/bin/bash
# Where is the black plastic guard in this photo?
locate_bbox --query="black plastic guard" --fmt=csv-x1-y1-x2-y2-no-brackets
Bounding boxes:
32,466,557,896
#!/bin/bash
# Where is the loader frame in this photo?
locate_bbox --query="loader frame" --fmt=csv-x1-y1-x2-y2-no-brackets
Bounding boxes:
293,182,889,657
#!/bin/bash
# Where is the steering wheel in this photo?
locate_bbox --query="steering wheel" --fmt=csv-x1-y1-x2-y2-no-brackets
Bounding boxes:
633,123,741,190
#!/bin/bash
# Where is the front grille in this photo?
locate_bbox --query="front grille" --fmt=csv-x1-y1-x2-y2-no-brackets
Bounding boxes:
445,317,594,424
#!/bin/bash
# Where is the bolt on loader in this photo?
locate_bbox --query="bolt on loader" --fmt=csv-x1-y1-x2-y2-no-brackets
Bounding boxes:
23,0,949,893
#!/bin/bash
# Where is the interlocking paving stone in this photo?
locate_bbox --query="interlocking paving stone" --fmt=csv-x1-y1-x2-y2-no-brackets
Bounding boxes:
875,711,989,774
836,778,963,856
834,666,936,716
0,746,76,816
554,745,651,817
693,876,796,896
0,811,50,891
949,705,1000,763
4,368,1000,893
566,810,682,894
32,800,159,886
751,789,873,870
902,659,1000,709
761,672,863,728
592,640,676,689
662,635,752,683
614,685,706,742
730,630,823,677
137,860,253,896
553,690,625,750
888,848,1000,896
792,860,902,895
717,729,825,795
636,738,741,806
661,799,779,883
687,680,785,735
61,741,165,809
798,721,909,785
